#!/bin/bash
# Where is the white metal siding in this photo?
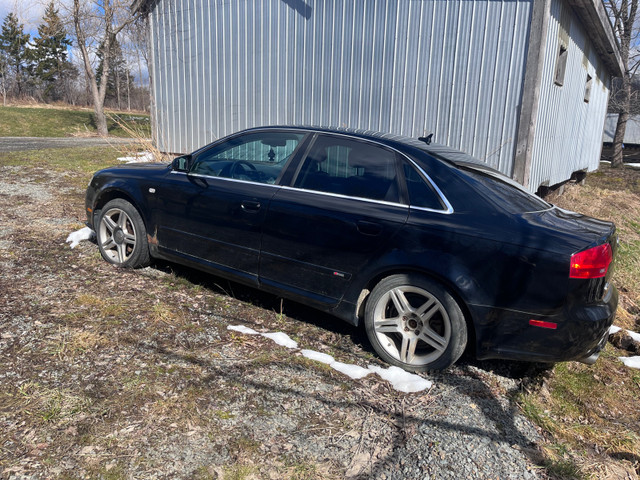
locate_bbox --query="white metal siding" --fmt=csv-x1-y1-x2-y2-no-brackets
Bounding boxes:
529,0,611,191
149,0,533,173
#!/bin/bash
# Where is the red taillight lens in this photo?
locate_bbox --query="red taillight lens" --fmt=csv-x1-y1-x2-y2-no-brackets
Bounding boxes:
569,243,612,279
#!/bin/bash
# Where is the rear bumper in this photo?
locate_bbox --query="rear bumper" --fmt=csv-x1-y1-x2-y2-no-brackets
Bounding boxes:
474,283,618,364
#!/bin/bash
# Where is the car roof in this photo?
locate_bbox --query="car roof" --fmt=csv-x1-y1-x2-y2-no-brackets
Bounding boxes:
241,125,497,173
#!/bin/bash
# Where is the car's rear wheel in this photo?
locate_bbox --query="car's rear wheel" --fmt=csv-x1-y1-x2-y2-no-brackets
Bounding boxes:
97,199,150,268
364,274,467,372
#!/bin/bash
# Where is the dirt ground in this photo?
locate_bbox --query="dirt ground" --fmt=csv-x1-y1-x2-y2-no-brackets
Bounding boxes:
0,152,635,479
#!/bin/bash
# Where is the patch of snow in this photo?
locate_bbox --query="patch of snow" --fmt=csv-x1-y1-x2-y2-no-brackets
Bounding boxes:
261,332,298,349
627,330,640,343
301,349,335,364
368,365,432,393
66,227,94,249
619,356,640,369
627,163,640,169
227,325,259,335
331,362,371,380
229,327,433,393
609,325,640,343
118,152,155,163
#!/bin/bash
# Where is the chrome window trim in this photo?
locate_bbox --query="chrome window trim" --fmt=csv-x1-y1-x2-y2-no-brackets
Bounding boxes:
404,157,454,215
279,185,409,208
186,172,283,188
170,128,455,214
287,130,454,215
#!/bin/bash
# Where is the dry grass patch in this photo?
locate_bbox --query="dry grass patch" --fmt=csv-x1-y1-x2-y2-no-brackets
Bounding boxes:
520,164,640,479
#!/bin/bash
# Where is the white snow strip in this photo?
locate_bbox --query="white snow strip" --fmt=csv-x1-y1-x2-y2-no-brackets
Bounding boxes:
66,227,94,249
228,328,433,393
619,356,640,369
117,152,155,163
260,332,298,349
627,330,640,343
301,349,335,364
301,350,371,379
227,325,260,335
368,365,432,393
331,361,371,380
609,325,640,343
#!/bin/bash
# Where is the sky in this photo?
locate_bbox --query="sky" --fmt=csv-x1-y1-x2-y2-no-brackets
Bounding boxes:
0,0,47,35
0,0,149,85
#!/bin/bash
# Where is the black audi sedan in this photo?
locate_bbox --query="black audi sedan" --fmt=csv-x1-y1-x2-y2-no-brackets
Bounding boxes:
85,126,618,371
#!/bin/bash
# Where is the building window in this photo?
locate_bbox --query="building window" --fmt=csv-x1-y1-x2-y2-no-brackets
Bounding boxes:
554,43,568,86
584,74,593,103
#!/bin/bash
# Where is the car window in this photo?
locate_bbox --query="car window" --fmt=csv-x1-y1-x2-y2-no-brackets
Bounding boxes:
191,132,304,184
403,163,444,210
294,135,400,202
461,166,552,213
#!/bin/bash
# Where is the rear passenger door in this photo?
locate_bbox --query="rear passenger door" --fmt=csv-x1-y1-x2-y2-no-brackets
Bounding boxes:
259,134,409,305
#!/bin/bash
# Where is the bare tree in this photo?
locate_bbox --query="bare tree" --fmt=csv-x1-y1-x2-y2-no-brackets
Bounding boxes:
70,0,139,136
607,0,640,168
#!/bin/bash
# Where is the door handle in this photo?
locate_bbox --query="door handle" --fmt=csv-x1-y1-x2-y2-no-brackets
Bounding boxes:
241,200,261,212
357,220,382,236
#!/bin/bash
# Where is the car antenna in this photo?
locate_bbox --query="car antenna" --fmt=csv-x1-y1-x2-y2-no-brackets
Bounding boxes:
418,133,433,145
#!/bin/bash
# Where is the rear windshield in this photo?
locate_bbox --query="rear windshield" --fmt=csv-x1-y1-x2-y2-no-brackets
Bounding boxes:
460,166,551,214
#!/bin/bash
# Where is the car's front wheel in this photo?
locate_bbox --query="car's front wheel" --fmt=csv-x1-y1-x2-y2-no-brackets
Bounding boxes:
96,199,150,268
364,274,467,372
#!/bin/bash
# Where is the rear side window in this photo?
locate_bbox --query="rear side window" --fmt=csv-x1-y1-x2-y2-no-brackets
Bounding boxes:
294,135,400,202
403,163,444,210
462,167,551,213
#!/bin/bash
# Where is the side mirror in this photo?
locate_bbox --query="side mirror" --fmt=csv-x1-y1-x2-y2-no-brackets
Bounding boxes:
172,154,192,172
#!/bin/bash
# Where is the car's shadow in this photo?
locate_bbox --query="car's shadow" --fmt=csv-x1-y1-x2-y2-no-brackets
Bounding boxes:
148,258,552,383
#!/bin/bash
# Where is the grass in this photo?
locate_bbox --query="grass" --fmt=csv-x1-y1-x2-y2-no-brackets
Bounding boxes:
1,145,638,478
517,164,640,479
0,104,150,138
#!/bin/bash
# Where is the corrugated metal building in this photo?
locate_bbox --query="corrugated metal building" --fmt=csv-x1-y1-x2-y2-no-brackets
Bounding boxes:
135,0,622,193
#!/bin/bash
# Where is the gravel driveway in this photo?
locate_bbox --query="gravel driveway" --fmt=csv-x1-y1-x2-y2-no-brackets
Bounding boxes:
0,152,549,479
0,136,139,152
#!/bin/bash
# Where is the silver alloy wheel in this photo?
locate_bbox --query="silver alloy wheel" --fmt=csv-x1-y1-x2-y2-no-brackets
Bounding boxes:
372,285,451,366
98,207,138,264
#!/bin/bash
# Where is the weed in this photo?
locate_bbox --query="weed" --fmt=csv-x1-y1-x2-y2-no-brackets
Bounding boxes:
222,464,256,480
214,410,235,420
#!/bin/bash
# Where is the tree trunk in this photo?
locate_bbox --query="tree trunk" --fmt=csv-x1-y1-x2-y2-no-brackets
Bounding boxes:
611,74,631,168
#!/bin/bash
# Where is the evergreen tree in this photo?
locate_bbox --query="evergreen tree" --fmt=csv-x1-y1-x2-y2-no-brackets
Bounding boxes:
0,12,30,97
31,1,76,102
96,38,132,110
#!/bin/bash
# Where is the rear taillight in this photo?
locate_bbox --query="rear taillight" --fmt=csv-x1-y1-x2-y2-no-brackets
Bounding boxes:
569,243,612,279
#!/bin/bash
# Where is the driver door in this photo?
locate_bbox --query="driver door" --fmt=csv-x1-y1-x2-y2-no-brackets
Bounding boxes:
153,130,306,284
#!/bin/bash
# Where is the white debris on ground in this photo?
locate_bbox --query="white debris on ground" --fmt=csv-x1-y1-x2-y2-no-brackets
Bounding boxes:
228,325,260,335
609,325,640,369
230,325,432,393
66,227,95,249
260,332,298,349
619,356,640,369
228,325,298,348
301,349,371,380
117,151,155,163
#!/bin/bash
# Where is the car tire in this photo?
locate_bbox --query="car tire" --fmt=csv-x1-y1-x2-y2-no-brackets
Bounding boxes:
364,274,467,372
96,199,150,268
